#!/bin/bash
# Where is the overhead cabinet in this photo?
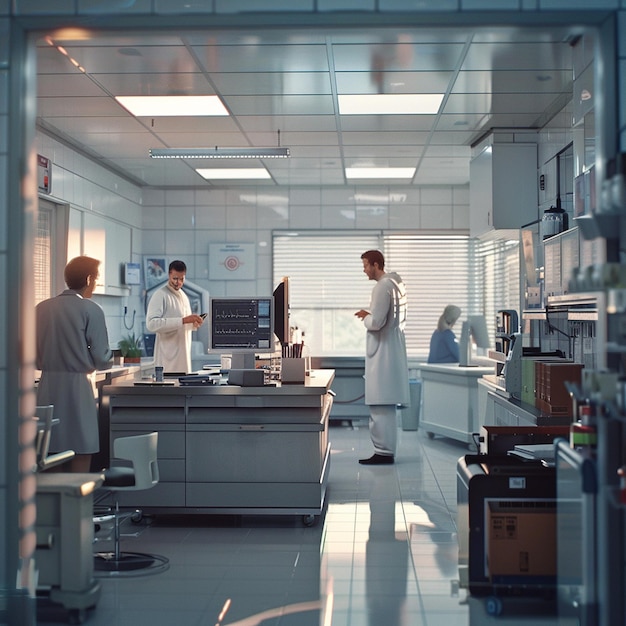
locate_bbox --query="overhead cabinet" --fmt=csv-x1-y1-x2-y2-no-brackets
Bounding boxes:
470,142,538,237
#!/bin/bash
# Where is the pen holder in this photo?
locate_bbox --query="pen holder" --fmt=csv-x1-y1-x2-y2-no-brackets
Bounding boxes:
281,357,306,384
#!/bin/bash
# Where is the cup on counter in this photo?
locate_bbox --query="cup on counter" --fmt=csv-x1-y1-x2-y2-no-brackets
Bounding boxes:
154,366,164,382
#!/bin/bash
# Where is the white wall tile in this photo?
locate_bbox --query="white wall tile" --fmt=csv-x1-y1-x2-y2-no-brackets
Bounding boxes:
194,229,228,253
452,205,470,230
389,204,420,229
257,206,289,229
142,229,165,254
321,204,357,228
289,205,322,229
421,205,454,229
143,189,165,206
165,205,195,229
195,188,227,208
421,187,453,205
165,230,196,257
165,189,195,207
453,186,470,205
195,206,227,230
226,206,257,229
289,187,321,206
355,206,389,229
322,188,357,205
142,206,166,230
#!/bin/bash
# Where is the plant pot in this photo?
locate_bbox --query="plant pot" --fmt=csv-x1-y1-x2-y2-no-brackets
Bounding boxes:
123,356,141,364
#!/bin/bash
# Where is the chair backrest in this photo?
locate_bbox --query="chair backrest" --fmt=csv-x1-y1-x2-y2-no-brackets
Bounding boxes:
35,405,55,465
113,432,159,490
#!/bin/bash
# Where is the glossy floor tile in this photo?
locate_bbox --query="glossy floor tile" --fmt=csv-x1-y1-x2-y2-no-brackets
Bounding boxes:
36,422,559,625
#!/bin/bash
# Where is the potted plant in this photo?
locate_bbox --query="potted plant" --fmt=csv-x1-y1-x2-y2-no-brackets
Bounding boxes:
118,332,142,363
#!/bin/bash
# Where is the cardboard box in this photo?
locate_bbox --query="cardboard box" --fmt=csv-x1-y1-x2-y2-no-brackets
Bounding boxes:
535,361,583,416
487,502,556,579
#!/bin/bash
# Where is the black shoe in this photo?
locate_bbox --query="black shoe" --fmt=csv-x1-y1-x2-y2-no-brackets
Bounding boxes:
359,454,394,465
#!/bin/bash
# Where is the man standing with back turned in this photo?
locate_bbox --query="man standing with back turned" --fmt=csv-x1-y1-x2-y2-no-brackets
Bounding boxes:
36,255,112,472
355,250,409,465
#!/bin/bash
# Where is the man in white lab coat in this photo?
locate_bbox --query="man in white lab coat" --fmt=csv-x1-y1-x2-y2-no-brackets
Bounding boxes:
146,260,204,373
355,250,410,465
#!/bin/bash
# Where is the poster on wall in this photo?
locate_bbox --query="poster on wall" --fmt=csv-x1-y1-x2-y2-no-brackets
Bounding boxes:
209,243,255,280
144,256,168,289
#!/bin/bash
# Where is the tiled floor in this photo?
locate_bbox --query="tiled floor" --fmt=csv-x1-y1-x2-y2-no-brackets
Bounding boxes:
37,421,560,625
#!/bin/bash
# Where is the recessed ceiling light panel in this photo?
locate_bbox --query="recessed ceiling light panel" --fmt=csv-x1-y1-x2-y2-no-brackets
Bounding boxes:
116,95,229,117
196,168,271,180
339,94,443,115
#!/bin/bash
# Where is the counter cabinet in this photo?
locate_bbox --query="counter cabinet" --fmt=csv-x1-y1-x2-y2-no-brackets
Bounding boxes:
419,363,495,448
103,370,334,522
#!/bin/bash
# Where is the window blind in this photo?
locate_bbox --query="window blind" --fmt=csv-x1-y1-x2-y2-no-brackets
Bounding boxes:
34,205,52,305
273,231,486,358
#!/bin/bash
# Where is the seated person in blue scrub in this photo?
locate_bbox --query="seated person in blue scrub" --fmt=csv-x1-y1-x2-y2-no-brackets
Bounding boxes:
427,304,462,363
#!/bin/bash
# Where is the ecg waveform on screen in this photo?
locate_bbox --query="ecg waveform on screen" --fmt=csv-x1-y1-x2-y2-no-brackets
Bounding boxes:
210,297,273,352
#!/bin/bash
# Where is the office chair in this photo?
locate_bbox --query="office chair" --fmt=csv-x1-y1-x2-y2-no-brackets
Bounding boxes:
93,431,169,576
35,405,76,471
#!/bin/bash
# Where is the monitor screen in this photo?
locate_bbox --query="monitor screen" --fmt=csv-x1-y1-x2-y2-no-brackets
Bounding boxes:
459,314,491,366
273,276,290,346
209,297,274,354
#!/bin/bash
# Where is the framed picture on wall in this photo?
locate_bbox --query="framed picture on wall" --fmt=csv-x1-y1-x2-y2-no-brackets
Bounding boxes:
144,256,168,289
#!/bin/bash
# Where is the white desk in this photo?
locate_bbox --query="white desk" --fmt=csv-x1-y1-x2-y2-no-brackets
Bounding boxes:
418,363,494,448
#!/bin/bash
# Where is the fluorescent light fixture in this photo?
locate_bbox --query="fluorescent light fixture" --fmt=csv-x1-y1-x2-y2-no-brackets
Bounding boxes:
338,94,443,115
150,147,290,159
196,168,271,180
346,167,416,179
115,95,229,117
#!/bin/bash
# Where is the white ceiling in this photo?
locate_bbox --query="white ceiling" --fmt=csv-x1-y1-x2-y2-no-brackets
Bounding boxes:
35,24,581,189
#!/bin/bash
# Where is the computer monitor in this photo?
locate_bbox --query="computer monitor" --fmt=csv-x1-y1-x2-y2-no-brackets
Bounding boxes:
273,276,290,347
458,314,491,367
209,296,274,369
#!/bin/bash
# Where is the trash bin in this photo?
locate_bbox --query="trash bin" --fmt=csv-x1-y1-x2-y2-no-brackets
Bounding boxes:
400,378,421,431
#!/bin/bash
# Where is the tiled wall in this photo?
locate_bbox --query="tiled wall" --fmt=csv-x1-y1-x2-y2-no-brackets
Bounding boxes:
142,185,469,302
35,131,145,346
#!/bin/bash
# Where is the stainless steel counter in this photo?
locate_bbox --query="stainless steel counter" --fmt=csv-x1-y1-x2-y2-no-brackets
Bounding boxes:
102,369,335,522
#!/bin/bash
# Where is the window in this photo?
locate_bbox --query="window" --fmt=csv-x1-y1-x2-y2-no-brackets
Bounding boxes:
273,231,515,358
34,200,69,305
35,207,52,305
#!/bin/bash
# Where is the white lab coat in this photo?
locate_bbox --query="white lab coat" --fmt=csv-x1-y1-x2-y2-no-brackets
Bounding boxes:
146,284,193,373
362,272,410,406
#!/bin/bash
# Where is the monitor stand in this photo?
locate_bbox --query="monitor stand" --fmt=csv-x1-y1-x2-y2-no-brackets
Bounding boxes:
230,353,256,370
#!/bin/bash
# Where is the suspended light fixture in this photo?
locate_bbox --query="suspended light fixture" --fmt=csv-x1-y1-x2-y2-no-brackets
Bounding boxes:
150,130,289,159
149,147,290,159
